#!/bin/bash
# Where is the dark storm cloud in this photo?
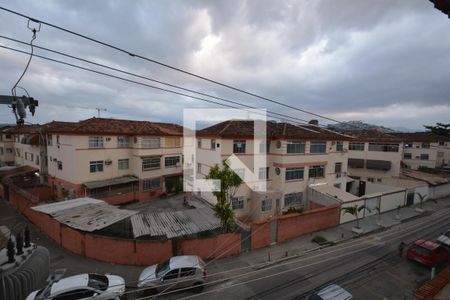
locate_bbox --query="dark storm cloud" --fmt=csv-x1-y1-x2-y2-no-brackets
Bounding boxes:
0,0,449,129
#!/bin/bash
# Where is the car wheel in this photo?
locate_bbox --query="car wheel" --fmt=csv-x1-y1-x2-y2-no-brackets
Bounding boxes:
192,282,204,293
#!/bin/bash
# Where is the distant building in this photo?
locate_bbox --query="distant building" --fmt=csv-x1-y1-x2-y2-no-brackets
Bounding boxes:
195,120,350,221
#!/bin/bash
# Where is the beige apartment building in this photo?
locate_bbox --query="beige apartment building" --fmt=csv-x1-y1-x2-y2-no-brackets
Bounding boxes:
344,130,403,183
391,132,450,170
43,117,184,204
195,120,350,221
0,126,16,166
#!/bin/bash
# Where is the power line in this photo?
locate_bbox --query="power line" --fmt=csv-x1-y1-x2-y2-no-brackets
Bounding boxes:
0,44,352,138
0,6,348,126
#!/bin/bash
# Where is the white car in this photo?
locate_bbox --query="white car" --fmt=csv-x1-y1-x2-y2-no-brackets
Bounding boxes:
26,273,125,300
137,255,207,294
437,230,450,247
309,284,353,300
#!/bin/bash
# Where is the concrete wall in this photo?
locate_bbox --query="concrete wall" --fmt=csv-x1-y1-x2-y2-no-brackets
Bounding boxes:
430,183,450,200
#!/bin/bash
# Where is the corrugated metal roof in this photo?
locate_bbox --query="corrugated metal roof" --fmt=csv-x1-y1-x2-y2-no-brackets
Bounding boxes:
131,207,221,238
32,198,136,232
32,198,103,215
83,175,138,189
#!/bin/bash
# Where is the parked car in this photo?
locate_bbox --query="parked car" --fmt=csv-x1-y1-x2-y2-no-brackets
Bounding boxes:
406,239,450,267
25,273,125,300
309,284,353,300
437,230,450,247
137,255,207,294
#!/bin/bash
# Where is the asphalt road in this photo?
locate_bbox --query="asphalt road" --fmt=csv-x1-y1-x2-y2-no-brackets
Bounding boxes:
141,205,450,300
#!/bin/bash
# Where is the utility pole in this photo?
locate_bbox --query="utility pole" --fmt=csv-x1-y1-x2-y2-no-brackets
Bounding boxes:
95,107,107,118
0,95,38,124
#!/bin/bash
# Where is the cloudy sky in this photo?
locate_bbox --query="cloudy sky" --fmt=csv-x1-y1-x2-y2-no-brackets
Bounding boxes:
0,0,449,130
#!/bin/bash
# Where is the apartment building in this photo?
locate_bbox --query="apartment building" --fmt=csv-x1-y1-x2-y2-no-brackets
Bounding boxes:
44,117,184,203
195,120,350,221
0,126,15,166
391,132,450,169
344,130,403,183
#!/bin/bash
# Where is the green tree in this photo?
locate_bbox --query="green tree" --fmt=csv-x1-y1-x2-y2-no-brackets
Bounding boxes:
424,123,450,138
341,204,370,229
206,159,243,232
415,192,428,209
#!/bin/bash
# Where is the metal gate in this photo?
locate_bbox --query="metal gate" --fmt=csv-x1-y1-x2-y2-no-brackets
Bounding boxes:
240,229,251,252
270,219,278,244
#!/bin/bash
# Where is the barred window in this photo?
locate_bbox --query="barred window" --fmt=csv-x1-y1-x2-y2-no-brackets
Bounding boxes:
309,165,325,178
261,198,272,211
368,143,399,152
336,141,344,151
211,139,216,150
285,168,304,181
165,156,180,167
89,136,104,148
117,136,130,148
233,140,246,153
310,141,327,153
142,157,160,170
90,161,103,173
349,142,365,151
287,141,305,154
420,154,429,160
143,179,160,191
404,153,412,159
284,192,303,207
142,138,160,149
259,167,269,180
118,159,129,170
231,197,245,210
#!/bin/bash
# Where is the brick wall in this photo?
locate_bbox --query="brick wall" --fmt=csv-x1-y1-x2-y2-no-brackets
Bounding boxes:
84,235,137,265
276,205,339,243
135,240,173,265
177,233,241,260
101,192,137,205
61,226,85,256
251,221,272,250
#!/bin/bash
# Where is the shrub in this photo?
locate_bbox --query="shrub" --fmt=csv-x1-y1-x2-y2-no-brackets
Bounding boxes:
284,207,304,215
48,194,57,202
418,166,439,174
312,235,327,245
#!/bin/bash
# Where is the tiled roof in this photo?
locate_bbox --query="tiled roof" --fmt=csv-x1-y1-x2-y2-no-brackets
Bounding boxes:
415,265,450,300
45,118,184,136
2,124,43,134
390,132,450,143
197,120,351,140
341,130,402,142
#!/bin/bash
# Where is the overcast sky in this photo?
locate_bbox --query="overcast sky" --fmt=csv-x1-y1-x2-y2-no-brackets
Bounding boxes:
0,0,449,130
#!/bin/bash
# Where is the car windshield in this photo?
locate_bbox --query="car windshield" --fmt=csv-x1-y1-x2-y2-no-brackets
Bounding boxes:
415,245,433,256
88,274,109,291
445,231,450,238
156,260,171,278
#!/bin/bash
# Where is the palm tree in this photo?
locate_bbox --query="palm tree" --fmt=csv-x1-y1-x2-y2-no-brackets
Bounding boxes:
342,204,370,229
415,192,428,209
374,206,382,225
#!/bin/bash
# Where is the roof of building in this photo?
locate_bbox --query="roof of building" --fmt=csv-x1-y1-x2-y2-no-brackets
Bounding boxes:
341,130,402,142
390,132,450,142
311,184,360,203
32,198,137,232
45,117,184,136
197,120,351,140
131,207,221,238
83,175,139,189
402,169,449,186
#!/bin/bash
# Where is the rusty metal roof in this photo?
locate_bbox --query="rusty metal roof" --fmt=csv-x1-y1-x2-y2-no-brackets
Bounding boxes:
131,207,221,238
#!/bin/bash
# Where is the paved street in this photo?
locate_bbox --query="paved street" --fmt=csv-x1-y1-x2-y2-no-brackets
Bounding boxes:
1,197,450,299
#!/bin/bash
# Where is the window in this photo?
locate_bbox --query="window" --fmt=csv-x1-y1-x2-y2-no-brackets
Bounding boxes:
309,165,325,178
143,178,161,191
142,137,160,149
439,141,445,146
89,161,103,173
335,162,342,174
437,152,444,158
284,192,303,207
422,143,430,149
180,268,196,278
36,155,39,165
164,269,179,280
259,141,270,153
233,140,246,153
259,167,269,180
118,159,129,170
420,154,429,160
0,147,3,155
231,197,245,210
285,168,304,181
47,134,52,146
349,142,365,151
88,274,108,291
367,177,375,183
165,137,181,147
336,141,344,151
404,153,412,159
117,136,130,148
197,163,202,174
197,139,202,148
310,141,326,153
233,168,245,179
287,141,305,154
56,135,60,144
368,143,399,152
404,143,412,148
142,157,161,170
261,198,272,211
89,136,104,148
211,139,216,150
165,156,180,167
57,161,62,170
334,183,341,189
30,153,34,161
6,148,12,153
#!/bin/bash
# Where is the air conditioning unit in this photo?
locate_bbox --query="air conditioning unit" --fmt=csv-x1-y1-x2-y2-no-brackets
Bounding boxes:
106,137,111,142
53,158,57,162
105,159,112,166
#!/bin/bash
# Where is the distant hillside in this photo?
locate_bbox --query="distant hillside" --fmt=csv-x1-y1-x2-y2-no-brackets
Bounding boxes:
327,121,396,132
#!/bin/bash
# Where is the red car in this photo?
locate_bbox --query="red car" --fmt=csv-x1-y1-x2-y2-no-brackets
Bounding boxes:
406,240,450,268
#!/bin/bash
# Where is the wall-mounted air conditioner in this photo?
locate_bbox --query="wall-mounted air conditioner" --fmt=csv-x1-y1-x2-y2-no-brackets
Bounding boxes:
106,137,111,142
105,159,112,166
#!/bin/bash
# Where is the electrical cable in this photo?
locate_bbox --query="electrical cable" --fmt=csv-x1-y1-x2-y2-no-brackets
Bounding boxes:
0,6,355,127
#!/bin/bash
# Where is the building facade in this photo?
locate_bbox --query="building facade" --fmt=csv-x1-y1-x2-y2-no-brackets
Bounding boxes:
195,120,350,221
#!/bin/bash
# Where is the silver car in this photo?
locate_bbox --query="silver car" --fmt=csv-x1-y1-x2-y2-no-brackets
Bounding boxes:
137,255,207,294
26,273,125,300
437,230,450,247
309,284,353,300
